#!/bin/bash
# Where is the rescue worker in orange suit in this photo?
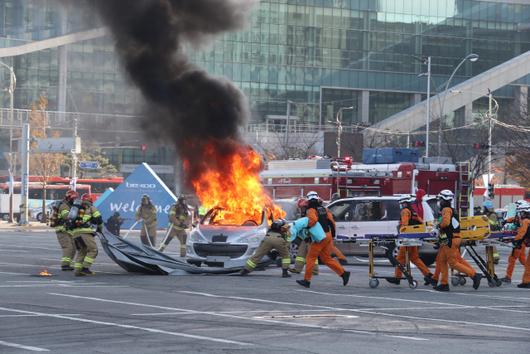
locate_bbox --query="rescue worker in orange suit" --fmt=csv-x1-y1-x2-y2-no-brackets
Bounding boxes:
50,190,78,271
69,194,103,276
296,191,350,288
514,205,530,288
290,198,319,275
241,219,292,278
386,195,436,286
501,201,528,284
320,198,349,265
434,190,482,291
135,194,157,247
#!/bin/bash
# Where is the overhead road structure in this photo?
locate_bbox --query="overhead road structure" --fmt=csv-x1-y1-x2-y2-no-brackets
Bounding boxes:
0,28,106,58
363,51,530,145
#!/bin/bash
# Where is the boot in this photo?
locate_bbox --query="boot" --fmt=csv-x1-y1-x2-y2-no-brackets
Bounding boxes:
81,268,94,275
424,273,436,286
282,269,291,278
240,268,250,276
61,265,74,271
434,284,450,292
296,279,311,288
500,277,511,284
288,268,301,274
472,273,483,290
342,271,350,286
517,283,530,288
385,277,401,285
431,278,439,288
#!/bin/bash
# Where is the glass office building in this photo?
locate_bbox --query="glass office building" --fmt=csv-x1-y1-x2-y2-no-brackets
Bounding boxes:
0,0,529,137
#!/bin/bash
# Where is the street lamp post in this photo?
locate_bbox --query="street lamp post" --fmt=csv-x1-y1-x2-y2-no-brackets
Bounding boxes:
335,106,354,158
0,61,16,223
437,53,479,156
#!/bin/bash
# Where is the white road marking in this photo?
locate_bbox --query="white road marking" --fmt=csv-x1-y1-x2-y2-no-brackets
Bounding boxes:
48,292,373,336
0,270,28,275
416,289,530,302
0,261,123,275
180,290,530,333
387,335,429,341
0,306,251,346
0,340,49,352
0,314,80,318
296,289,471,308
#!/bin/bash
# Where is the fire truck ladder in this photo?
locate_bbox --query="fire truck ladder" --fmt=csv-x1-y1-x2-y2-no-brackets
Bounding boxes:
457,161,471,217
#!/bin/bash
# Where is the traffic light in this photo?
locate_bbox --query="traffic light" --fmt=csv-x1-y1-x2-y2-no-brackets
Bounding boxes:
414,141,425,147
473,143,488,149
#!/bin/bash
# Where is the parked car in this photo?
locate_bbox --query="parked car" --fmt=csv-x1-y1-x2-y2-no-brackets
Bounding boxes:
327,196,437,266
29,200,61,222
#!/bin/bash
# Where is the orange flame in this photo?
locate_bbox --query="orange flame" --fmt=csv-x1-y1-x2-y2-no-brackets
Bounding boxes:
39,268,52,277
186,142,284,226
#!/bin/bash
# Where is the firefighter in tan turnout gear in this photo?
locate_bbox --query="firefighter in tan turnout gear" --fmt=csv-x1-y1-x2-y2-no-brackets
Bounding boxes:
50,190,79,271
136,194,157,247
241,219,292,278
159,196,191,256
67,194,103,276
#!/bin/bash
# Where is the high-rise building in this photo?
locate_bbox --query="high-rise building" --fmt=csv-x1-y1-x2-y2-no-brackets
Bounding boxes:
0,0,529,172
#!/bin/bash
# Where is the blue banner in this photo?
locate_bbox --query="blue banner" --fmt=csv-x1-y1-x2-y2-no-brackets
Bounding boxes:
95,163,177,229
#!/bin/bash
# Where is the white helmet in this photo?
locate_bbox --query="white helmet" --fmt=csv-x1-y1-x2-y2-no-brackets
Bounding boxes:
437,189,454,201
306,191,319,201
399,195,415,204
516,202,530,212
515,200,527,207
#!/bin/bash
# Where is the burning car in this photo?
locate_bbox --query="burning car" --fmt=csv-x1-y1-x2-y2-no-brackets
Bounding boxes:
186,207,272,268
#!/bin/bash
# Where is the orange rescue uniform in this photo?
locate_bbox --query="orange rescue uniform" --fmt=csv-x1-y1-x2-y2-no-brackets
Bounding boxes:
514,218,530,284
304,207,345,282
437,207,477,285
395,208,431,278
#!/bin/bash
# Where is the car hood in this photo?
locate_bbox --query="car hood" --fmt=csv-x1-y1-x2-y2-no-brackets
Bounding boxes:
196,225,266,242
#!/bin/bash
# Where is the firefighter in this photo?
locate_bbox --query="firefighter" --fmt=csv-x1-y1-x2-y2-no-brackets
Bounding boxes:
514,205,530,288
70,194,103,276
501,201,528,284
50,190,78,271
241,219,292,278
295,191,350,288
434,190,482,291
159,196,191,256
135,194,157,247
386,195,436,286
317,196,348,265
106,212,124,237
290,198,319,275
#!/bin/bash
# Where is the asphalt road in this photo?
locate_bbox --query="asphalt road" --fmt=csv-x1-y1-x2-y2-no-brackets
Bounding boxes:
0,229,529,353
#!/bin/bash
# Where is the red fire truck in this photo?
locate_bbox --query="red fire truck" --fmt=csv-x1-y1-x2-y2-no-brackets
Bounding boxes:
261,159,465,201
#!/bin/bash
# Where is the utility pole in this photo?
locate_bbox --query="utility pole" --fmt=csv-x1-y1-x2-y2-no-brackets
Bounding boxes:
19,123,30,225
488,90,493,187
425,56,431,158
71,118,78,191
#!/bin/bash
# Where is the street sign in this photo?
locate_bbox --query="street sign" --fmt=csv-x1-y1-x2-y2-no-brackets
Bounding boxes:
79,161,100,170
33,137,81,153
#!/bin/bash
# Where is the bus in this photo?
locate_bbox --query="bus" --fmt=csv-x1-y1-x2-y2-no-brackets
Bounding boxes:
0,182,92,201
0,176,122,195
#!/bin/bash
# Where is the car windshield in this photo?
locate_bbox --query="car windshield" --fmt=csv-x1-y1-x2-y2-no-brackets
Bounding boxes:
329,199,400,221
201,207,264,227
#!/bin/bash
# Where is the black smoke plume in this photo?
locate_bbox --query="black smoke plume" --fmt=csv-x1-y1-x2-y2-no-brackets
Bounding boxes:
90,0,257,189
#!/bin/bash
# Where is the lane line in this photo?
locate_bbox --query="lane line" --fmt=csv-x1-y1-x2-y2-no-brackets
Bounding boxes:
180,290,530,333
387,335,429,341
0,261,123,275
0,306,251,346
0,270,29,275
0,340,49,352
48,293,372,336
416,289,530,302
295,289,471,308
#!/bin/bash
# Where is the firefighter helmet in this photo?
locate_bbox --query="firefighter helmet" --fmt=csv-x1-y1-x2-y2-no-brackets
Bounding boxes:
65,190,79,201
81,193,94,203
437,189,454,201
306,191,319,201
399,195,415,205
271,218,287,231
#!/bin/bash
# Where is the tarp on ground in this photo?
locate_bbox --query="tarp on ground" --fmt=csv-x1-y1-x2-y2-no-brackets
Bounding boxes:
96,163,177,229
98,227,242,275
